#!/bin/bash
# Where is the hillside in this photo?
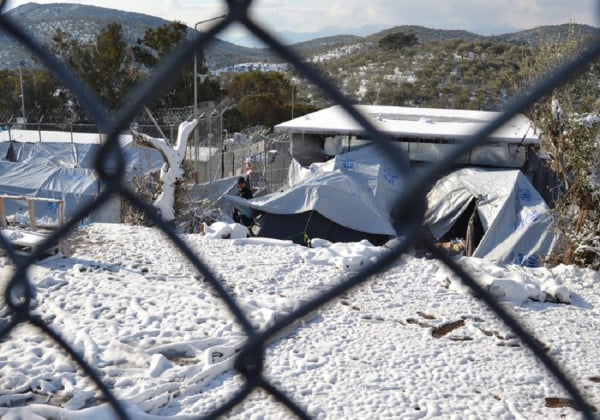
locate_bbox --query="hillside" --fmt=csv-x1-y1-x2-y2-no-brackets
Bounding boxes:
366,25,485,43
0,2,276,71
2,3,599,72
492,23,600,45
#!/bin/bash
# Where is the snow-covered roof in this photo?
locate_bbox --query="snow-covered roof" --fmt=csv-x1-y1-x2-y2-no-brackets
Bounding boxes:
0,129,134,146
274,105,539,144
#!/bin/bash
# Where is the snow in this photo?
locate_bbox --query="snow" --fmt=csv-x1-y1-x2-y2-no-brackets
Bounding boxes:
1,222,599,419
0,129,133,146
274,104,539,144
132,120,197,222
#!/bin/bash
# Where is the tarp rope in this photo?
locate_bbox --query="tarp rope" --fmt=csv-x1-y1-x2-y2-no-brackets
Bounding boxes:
302,210,315,245
281,209,315,245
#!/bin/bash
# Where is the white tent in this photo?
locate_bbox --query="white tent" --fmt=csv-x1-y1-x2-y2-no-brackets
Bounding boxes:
225,145,404,244
228,147,556,265
424,167,556,267
0,133,164,224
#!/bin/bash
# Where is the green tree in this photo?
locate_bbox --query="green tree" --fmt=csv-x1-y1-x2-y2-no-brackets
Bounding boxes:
48,22,137,118
523,29,600,268
133,21,189,68
133,21,223,109
0,69,20,122
27,69,65,123
227,71,293,127
222,107,246,133
379,32,418,50
92,22,137,109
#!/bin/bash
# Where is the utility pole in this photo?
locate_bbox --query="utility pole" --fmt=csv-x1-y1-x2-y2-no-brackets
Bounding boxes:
291,82,295,119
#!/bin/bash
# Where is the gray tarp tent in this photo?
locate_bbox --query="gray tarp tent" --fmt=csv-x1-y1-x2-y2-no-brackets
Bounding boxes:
0,160,100,222
1,140,163,175
424,167,556,267
227,149,556,264
0,138,165,224
225,145,404,245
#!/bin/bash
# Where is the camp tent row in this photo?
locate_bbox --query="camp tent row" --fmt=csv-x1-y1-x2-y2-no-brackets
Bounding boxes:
1,105,557,267
226,105,556,267
0,129,164,225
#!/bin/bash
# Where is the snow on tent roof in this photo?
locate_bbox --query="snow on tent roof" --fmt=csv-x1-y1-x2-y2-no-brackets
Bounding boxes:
228,170,397,237
0,130,164,174
0,141,101,168
225,144,404,244
0,160,99,221
0,129,133,145
424,167,555,267
0,130,165,223
274,104,539,144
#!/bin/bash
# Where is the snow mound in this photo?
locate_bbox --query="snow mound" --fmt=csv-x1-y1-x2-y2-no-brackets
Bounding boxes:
436,257,573,304
201,222,249,239
303,238,390,270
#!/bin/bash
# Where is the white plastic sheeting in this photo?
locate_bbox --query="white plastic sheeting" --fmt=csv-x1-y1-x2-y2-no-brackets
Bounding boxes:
225,146,556,266
227,145,404,236
0,160,99,222
0,138,165,223
425,167,556,267
229,171,397,235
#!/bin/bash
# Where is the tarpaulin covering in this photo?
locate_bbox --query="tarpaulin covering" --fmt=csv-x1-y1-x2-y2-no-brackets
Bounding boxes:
424,167,556,267
226,145,404,242
0,138,165,224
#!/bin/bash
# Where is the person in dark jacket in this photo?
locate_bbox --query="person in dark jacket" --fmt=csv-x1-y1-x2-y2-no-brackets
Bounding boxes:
237,176,253,199
233,177,253,226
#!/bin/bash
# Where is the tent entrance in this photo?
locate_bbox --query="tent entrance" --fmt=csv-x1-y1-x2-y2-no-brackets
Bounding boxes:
438,198,484,256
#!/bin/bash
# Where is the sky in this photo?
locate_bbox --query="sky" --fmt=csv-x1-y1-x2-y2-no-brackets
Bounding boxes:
0,221,598,418
4,0,600,41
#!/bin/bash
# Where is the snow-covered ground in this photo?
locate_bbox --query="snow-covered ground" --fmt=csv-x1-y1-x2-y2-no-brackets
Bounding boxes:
1,222,599,419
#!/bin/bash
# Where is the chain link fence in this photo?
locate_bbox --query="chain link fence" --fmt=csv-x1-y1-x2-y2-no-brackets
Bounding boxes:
1,0,599,418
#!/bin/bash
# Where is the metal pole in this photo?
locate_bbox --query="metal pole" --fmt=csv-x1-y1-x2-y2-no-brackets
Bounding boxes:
18,62,26,124
193,50,198,121
193,14,226,165
220,113,224,179
193,22,199,156
291,82,294,119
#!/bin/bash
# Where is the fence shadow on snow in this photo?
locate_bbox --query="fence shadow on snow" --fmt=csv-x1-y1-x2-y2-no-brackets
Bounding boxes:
1,0,599,418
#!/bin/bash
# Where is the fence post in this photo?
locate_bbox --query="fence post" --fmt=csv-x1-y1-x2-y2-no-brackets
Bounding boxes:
28,199,36,228
0,197,8,227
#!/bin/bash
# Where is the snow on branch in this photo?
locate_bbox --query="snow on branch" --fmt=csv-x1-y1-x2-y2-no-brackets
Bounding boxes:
132,119,198,222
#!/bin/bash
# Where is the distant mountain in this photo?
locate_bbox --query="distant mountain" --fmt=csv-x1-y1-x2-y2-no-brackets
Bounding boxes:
1,3,599,72
367,23,600,47
0,2,276,70
224,24,386,48
491,24,600,46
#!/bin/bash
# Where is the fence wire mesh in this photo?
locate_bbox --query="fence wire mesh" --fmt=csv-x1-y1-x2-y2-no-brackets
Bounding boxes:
0,0,599,418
